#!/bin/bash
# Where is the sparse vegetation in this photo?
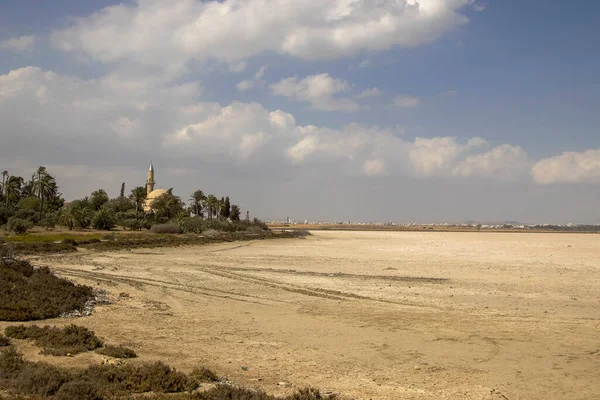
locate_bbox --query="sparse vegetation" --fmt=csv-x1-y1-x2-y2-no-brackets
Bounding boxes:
4,325,103,356
0,347,338,399
151,223,182,234
0,258,93,321
96,345,137,359
0,334,10,347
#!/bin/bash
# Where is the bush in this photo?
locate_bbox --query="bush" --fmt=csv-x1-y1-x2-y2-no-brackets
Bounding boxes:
7,218,33,235
121,218,141,231
14,209,39,224
0,207,15,225
4,324,103,356
190,366,219,383
0,334,10,347
91,208,116,231
180,217,204,234
0,258,93,321
62,238,78,246
96,345,137,359
0,347,338,399
150,223,182,234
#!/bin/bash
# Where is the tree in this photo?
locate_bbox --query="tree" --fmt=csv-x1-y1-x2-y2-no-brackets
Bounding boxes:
151,193,183,221
59,207,77,230
189,190,206,217
129,186,147,220
92,207,116,230
32,167,56,223
90,189,109,210
230,205,241,222
3,176,22,208
120,182,126,198
222,196,231,219
205,195,219,219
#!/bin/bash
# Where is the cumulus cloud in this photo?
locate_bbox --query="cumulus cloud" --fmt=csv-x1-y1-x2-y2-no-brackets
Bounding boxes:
0,35,36,52
453,144,530,179
270,73,360,111
236,80,254,92
393,94,421,108
355,88,383,99
532,150,600,184
51,0,471,69
0,65,564,196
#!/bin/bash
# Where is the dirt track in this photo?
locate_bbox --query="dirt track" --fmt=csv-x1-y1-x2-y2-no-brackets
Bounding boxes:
7,231,600,399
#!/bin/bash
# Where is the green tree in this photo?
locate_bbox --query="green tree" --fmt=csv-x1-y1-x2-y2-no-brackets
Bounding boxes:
151,193,183,221
3,176,22,208
222,196,231,219
90,189,109,210
92,207,116,230
59,207,77,230
205,194,218,219
32,167,56,223
129,186,147,220
189,190,206,218
230,205,241,222
17,197,40,211
120,182,126,198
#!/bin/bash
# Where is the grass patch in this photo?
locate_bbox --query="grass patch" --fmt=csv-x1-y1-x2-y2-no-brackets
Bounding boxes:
0,258,93,321
4,233,103,243
95,345,137,359
4,325,103,356
0,347,338,399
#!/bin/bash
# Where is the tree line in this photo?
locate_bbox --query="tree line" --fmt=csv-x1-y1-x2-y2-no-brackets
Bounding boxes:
0,166,255,234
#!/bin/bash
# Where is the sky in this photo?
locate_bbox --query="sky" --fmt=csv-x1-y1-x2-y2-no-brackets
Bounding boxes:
1,0,599,224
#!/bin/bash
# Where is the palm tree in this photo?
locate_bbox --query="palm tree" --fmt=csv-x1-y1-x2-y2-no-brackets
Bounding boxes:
129,186,147,220
3,176,22,208
189,190,206,217
32,167,56,223
205,194,218,219
59,207,77,230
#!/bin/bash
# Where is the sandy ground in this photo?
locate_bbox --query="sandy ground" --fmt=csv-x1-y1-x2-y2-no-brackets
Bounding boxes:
4,231,599,400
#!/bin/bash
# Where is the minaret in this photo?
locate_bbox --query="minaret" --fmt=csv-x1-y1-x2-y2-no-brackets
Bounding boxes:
146,162,155,195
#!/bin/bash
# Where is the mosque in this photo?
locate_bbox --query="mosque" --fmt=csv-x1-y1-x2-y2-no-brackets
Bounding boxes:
144,162,169,212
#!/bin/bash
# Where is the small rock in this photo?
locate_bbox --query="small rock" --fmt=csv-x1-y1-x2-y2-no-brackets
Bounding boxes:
278,381,288,386
414,366,421,371
241,366,248,371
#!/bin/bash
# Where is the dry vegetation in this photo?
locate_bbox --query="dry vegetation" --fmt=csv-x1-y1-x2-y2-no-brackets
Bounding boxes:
0,347,336,400
0,258,93,321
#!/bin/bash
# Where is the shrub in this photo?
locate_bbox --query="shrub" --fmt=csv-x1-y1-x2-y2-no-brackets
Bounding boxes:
4,324,103,356
0,258,93,321
62,238,78,246
91,208,116,231
7,218,33,235
121,218,141,231
55,380,103,400
180,217,204,234
14,209,39,224
190,366,219,383
0,334,10,347
96,345,137,359
150,223,182,234
0,208,15,225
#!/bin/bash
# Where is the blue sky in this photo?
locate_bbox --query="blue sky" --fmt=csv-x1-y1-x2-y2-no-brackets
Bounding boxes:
1,0,599,223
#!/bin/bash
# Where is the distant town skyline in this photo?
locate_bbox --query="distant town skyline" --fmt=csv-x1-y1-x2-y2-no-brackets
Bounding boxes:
1,1,599,224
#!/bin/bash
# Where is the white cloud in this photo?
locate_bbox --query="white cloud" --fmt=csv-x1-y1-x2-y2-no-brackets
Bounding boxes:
0,65,561,185
51,0,471,69
409,136,486,176
270,73,360,111
393,94,421,108
228,61,246,73
439,90,457,97
473,3,488,12
236,80,255,92
453,144,530,179
363,159,386,176
532,150,600,184
254,65,268,80
0,35,36,52
355,88,383,99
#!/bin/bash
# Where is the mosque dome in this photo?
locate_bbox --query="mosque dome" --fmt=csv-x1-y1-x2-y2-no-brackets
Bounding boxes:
144,188,169,212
